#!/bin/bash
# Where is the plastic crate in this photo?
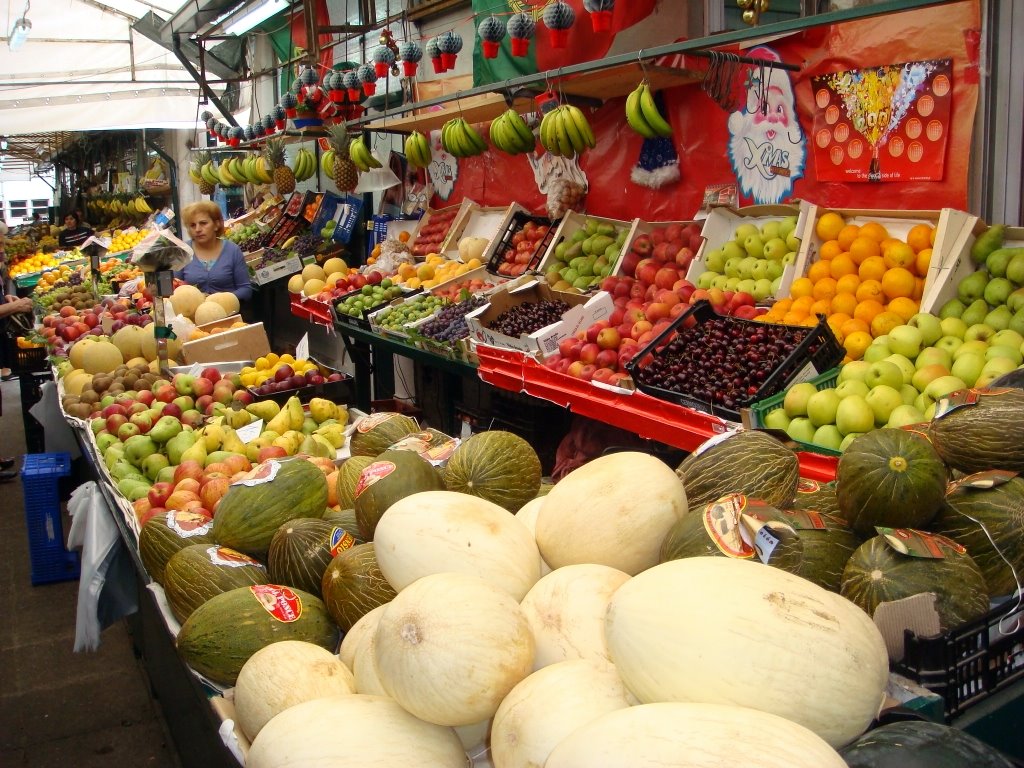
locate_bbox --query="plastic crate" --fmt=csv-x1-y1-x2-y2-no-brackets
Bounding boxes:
20,453,80,586
248,359,355,407
486,211,556,278
894,600,1024,721
4,338,48,374
626,301,844,423
748,368,842,457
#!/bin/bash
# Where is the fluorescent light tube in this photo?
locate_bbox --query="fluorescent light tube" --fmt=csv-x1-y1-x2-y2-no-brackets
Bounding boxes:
8,17,31,51
223,0,290,36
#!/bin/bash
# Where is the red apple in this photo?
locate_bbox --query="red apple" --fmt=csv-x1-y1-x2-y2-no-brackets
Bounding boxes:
557,337,578,358
199,477,230,512
154,384,177,404
161,402,183,419
195,394,213,413
645,302,671,323
148,482,174,508
544,354,564,370
670,302,690,319
578,364,597,382
105,413,129,434
200,367,222,382
653,242,674,263
596,327,621,350
579,342,601,365
631,320,653,339
618,345,640,370
257,446,289,463
733,304,759,320
591,367,617,385
101,403,128,419
173,460,205,485
608,307,626,327
232,389,254,405
653,289,680,307
165,489,201,510
552,357,572,374
135,389,155,407
650,229,666,246
595,348,619,370
635,259,659,287
629,281,648,300
192,377,215,398
585,320,609,344
613,279,633,298
567,360,586,378
211,384,234,405
675,247,695,269
654,266,679,290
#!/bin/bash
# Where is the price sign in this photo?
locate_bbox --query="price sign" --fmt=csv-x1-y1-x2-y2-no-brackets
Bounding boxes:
236,419,263,444
295,333,309,362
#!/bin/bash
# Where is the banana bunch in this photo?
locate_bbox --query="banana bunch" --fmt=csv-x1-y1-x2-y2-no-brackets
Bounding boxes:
625,81,673,139
291,148,317,182
405,131,432,169
321,149,337,177
349,136,382,172
488,109,536,156
539,104,596,159
197,160,222,188
441,118,488,159
128,196,154,215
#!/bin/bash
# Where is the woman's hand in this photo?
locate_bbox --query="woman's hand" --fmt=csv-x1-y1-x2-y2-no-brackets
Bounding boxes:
10,297,33,313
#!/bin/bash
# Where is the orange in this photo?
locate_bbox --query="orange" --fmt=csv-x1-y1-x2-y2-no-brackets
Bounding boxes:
929,226,937,246
853,299,886,326
913,277,925,301
789,277,814,299
791,295,816,314
883,241,916,270
856,279,885,303
837,224,862,251
835,273,861,295
858,256,887,282
783,310,808,325
773,297,794,314
811,298,832,317
887,296,919,322
858,221,890,243
831,292,858,316
801,316,821,328
915,247,933,277
841,318,870,337
812,277,838,302
843,331,874,361
907,223,934,253
848,236,881,264
819,239,843,261
881,267,916,300
807,260,832,283
815,212,846,242
827,312,852,331
871,310,904,338
829,254,857,279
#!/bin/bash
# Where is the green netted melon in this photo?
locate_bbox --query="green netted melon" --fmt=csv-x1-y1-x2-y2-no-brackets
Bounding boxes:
929,389,1024,473
789,479,841,518
659,495,803,574
841,720,1016,768
385,427,457,460
213,457,328,559
139,511,216,585
176,584,340,686
349,412,420,457
931,477,1024,598
321,508,367,545
836,429,948,537
442,430,542,513
267,518,358,596
841,535,990,632
336,456,374,510
781,510,862,593
675,430,799,509
163,544,269,623
353,450,446,540
321,542,397,632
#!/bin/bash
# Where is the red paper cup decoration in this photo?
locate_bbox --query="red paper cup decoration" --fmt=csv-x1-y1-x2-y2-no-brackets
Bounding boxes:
358,64,377,96
478,15,506,60
343,70,362,102
583,0,614,31
298,66,319,100
373,45,395,78
228,126,244,147
542,1,575,49
326,71,344,103
399,40,422,77
438,31,462,71
507,13,535,58
205,117,217,140
273,105,286,130
281,92,298,118
262,114,276,136
426,37,443,74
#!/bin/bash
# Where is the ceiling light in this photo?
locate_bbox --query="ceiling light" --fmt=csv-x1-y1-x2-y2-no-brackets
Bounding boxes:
0,138,7,151
8,1,31,52
223,0,290,36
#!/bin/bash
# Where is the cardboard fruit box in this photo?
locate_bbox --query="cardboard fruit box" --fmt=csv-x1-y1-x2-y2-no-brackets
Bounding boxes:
537,211,636,293
920,217,1016,315
465,278,614,359
408,199,477,259
181,315,271,364
441,203,510,261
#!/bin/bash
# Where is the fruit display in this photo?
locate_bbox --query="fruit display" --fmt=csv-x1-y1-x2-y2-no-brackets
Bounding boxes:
392,254,485,291
108,228,151,254
226,222,264,245
620,221,703,279
487,299,570,337
542,215,629,292
410,207,460,257
694,215,802,301
84,193,156,228
334,282,405,319
36,282,101,316
937,229,1024,338
493,217,552,277
9,251,63,278
431,273,501,302
417,294,488,343
372,294,450,333
239,353,345,392
538,104,596,158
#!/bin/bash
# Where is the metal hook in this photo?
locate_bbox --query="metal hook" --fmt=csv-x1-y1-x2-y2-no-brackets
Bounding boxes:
762,61,775,116
637,48,648,81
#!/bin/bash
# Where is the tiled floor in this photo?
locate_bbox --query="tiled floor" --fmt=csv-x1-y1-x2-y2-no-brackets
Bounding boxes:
0,377,182,767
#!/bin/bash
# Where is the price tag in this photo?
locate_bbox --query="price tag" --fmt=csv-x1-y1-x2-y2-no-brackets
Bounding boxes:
187,362,203,377
236,419,263,444
876,527,965,559
754,525,781,564
295,333,309,363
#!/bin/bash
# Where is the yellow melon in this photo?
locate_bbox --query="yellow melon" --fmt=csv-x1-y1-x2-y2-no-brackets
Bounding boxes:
322,257,347,276
110,325,145,361
149,358,179,373
303,278,325,296
169,284,205,318
194,300,229,326
63,369,93,396
140,325,183,362
81,340,125,375
207,291,241,317
287,274,305,293
301,264,327,283
125,356,149,370
68,337,97,370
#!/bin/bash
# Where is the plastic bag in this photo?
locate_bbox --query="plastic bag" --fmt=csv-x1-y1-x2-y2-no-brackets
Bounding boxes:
545,177,587,220
529,151,589,220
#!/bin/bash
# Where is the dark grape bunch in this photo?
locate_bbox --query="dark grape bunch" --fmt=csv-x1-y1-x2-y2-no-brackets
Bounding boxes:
635,317,810,411
290,233,322,258
250,248,295,270
419,295,488,342
238,231,273,252
487,300,570,337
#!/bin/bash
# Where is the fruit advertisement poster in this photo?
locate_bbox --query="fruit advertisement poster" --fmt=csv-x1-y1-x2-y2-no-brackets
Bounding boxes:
810,59,953,183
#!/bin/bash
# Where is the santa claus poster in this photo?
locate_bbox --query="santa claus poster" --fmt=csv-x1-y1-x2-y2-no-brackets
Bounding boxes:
811,59,953,183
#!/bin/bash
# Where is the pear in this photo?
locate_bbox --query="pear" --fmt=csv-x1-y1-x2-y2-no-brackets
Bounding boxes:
957,270,989,304
985,305,1012,331
308,397,339,424
221,427,247,455
179,437,208,466
223,407,252,429
165,430,197,465
960,298,991,327
246,400,281,422
287,396,305,430
200,422,225,452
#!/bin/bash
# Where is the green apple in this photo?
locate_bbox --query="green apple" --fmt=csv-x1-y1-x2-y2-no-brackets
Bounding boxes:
938,297,966,319
925,375,969,400
722,241,745,261
781,252,797,266
984,277,1015,306
887,404,927,429
807,389,842,428
986,344,1024,366
837,360,872,384
887,325,924,359
763,408,791,431
813,425,844,451
935,335,965,356
725,276,742,291
982,356,1018,378
961,299,991,328
865,360,904,391
766,261,784,281
751,258,771,280
915,391,935,413
738,256,758,279
912,364,951,393
705,249,726,273
924,402,937,420
884,353,917,384
734,223,760,243
786,416,817,444
835,380,871,399
865,385,905,426
771,275,784,294
901,384,920,406
763,238,789,261
953,339,991,360
753,279,774,301
992,329,1024,350
908,313,944,346
785,232,801,253
760,221,781,241
697,271,717,289
863,341,892,363
949,352,986,387
783,382,819,419
1016,309,1024,338
737,278,757,295
743,234,765,259
836,395,875,435
724,256,743,278
840,432,865,452
914,346,953,371
778,216,798,239
939,316,969,339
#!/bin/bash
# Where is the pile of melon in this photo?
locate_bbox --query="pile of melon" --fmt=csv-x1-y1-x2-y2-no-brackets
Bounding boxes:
169,284,240,326
287,258,351,298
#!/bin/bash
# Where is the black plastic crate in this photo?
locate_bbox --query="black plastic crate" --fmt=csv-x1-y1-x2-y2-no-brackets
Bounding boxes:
894,601,1024,721
332,287,421,331
4,336,48,374
487,211,556,278
21,453,80,586
626,300,843,423
248,359,355,407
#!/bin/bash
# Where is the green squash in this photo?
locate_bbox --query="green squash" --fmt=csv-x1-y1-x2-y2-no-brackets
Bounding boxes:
443,430,542,513
353,450,445,540
268,518,357,597
163,544,268,623
139,511,216,585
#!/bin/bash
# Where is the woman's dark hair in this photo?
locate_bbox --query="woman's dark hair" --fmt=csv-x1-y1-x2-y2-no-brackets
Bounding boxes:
65,211,81,227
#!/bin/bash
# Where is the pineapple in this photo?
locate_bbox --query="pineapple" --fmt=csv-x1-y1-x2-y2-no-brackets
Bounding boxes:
193,150,214,195
264,138,295,195
326,123,359,193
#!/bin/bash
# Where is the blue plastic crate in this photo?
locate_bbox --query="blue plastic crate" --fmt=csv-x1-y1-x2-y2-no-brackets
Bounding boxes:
20,453,80,586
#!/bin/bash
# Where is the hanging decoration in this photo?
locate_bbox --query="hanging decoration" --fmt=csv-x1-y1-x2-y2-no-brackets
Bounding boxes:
582,0,615,32
358,63,378,96
379,28,402,76
426,37,443,74
204,117,217,142
373,45,396,78
542,1,576,50
243,125,256,143
478,15,506,59
254,121,265,139
281,92,298,118
326,71,343,103
273,105,287,130
399,40,422,76
507,12,536,58
228,126,244,147
438,31,463,70
343,70,362,101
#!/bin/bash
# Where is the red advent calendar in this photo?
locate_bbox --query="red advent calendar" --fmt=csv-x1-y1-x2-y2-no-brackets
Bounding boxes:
811,58,952,183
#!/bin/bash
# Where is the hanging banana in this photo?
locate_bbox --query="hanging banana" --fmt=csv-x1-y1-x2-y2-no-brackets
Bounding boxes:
441,118,488,159
538,104,595,158
349,136,382,173
405,131,432,169
625,81,673,139
488,109,537,156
